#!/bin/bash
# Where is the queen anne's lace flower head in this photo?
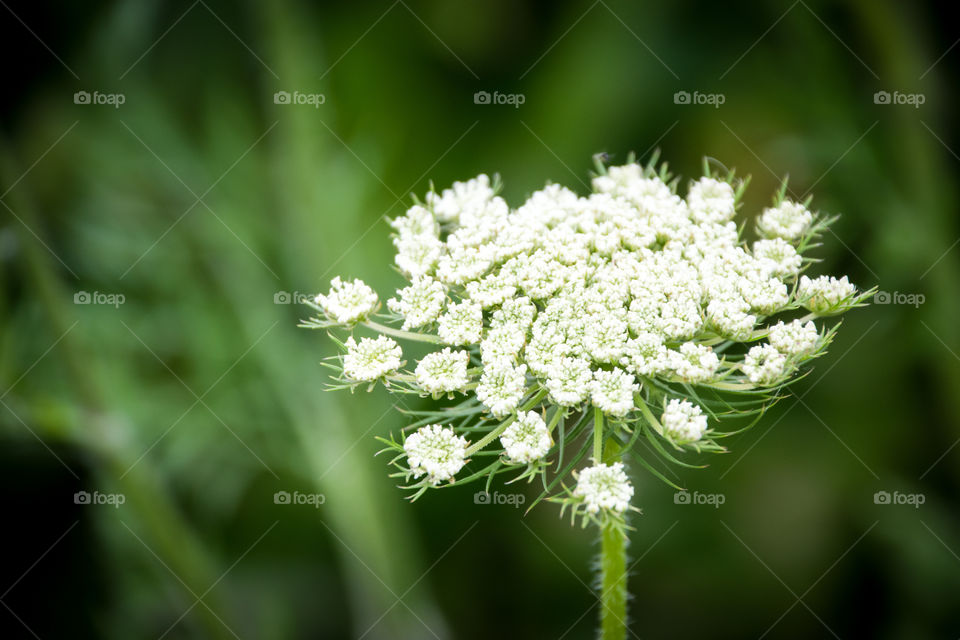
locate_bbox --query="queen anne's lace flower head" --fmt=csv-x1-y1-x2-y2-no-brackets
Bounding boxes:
574,463,634,514
404,424,469,484
343,336,402,382
661,399,708,444
415,348,470,395
308,157,868,526
316,277,378,324
500,411,551,464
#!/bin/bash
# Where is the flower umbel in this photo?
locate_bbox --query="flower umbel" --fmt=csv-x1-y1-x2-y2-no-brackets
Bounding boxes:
573,462,634,515
415,348,470,395
303,154,871,525
315,277,378,324
661,399,707,444
403,424,469,485
500,411,551,464
343,335,402,382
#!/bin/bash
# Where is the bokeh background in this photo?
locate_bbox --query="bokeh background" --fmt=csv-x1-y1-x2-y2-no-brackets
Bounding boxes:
2,1,958,638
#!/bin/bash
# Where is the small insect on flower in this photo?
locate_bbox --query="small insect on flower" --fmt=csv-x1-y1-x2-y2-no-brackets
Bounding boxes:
403,424,469,484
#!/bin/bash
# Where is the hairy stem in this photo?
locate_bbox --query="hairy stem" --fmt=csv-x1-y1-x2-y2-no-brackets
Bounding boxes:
598,439,627,640
463,389,547,456
599,522,628,640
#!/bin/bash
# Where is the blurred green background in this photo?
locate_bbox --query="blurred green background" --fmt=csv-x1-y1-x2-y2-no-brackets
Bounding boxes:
1,0,958,638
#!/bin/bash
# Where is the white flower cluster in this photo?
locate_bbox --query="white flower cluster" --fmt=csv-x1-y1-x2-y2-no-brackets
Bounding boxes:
661,399,707,444
500,411,551,464
313,160,864,517
415,348,470,395
799,275,857,315
757,201,813,242
315,277,378,324
768,319,819,356
343,335,402,382
573,463,634,514
742,344,788,385
403,424,469,485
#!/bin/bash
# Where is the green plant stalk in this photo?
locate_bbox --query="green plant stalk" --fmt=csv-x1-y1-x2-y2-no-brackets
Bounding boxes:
599,522,627,640
599,439,627,640
593,407,604,462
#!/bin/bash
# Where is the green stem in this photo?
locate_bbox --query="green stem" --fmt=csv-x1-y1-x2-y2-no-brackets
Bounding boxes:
634,398,663,436
599,439,628,640
465,414,517,456
593,407,604,463
600,522,628,640
363,320,444,344
546,406,564,434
